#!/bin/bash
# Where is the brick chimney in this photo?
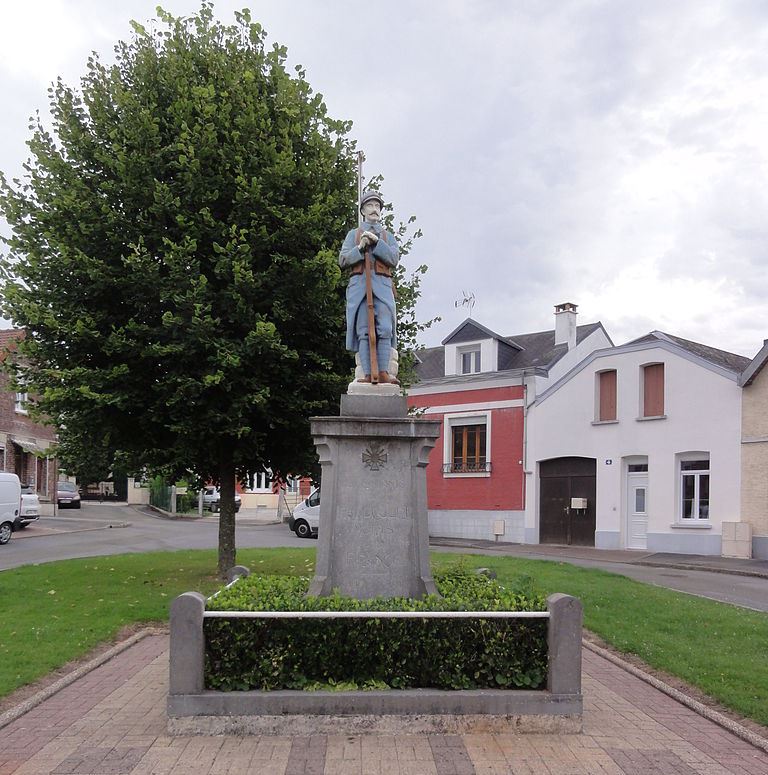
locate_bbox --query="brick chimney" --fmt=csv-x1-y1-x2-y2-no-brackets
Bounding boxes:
554,302,578,350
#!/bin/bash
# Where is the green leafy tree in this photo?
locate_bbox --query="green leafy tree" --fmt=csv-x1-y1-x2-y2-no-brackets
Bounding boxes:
389,224,438,388
0,4,361,576
0,4,434,577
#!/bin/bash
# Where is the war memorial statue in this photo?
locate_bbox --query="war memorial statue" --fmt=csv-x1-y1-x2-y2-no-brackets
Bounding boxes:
307,187,439,599
338,190,400,386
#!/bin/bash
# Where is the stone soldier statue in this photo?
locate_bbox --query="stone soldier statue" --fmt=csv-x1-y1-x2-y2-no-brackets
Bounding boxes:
339,190,400,384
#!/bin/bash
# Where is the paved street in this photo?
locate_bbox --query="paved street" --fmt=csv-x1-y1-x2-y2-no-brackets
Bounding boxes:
0,502,305,570
3,502,767,612
1,632,767,774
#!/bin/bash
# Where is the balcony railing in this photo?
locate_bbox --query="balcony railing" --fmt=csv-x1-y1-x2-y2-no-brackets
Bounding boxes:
443,461,492,474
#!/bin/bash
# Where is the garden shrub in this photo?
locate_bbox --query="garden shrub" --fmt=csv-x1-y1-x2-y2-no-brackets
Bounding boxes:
204,565,548,691
176,492,198,513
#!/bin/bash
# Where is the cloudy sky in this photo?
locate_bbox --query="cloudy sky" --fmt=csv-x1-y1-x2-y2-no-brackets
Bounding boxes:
1,1,767,356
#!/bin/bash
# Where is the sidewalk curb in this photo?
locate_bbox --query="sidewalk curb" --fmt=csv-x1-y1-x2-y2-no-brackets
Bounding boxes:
583,640,768,754
136,504,196,521
13,521,131,539
135,504,282,526
0,627,164,732
430,537,768,580
234,519,284,526
634,560,768,579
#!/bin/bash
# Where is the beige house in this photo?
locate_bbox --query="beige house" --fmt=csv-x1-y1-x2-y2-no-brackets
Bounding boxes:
739,340,768,559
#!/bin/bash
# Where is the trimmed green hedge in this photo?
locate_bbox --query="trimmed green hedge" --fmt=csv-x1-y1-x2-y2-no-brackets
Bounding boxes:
204,566,548,691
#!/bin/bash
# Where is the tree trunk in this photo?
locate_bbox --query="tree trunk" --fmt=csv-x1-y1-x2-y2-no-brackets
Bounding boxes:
217,455,236,578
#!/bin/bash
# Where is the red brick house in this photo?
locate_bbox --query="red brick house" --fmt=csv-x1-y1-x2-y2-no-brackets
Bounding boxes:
407,305,612,541
0,330,58,499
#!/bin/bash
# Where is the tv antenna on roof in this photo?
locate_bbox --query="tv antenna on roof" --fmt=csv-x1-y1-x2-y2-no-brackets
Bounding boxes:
455,290,476,317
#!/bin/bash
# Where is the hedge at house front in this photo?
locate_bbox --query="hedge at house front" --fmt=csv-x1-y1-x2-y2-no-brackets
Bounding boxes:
204,567,548,692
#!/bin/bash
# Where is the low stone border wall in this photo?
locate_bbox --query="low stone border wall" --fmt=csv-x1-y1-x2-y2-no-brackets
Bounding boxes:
167,578,583,735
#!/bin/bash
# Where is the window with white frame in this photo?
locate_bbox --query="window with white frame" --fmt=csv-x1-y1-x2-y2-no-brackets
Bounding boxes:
15,391,29,414
452,424,486,471
680,456,710,520
442,412,491,475
457,346,481,375
247,470,273,492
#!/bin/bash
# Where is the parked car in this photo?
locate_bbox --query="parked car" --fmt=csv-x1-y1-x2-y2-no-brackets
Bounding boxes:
0,473,21,545
16,484,40,529
289,489,319,539
202,486,242,513
56,481,81,509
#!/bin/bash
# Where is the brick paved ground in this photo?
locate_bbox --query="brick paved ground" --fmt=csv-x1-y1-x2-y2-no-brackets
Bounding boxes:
1,634,766,774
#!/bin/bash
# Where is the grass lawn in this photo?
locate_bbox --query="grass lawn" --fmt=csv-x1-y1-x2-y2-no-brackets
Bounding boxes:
1,548,766,728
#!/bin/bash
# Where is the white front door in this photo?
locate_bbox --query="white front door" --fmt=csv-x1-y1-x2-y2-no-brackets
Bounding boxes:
626,472,649,550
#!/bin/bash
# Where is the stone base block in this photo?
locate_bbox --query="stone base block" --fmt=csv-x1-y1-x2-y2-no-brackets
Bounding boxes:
167,689,582,736
340,394,407,417
309,414,440,599
346,381,401,396
168,711,582,736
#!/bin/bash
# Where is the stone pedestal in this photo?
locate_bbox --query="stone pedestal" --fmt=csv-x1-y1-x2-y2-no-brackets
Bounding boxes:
308,395,440,599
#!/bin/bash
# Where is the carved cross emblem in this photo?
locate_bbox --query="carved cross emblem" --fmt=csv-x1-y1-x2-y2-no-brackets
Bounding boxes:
362,442,388,471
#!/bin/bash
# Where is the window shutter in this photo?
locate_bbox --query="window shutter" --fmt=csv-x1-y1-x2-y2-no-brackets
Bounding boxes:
599,370,617,421
643,363,664,417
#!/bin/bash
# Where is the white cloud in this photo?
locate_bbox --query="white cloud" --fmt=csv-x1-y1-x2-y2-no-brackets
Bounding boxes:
1,0,767,357
0,2,89,84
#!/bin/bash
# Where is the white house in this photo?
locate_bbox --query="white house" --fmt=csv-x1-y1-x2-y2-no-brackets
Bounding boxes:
525,331,750,555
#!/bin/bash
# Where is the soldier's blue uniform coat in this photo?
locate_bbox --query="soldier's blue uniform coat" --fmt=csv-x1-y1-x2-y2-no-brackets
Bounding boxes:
338,220,399,373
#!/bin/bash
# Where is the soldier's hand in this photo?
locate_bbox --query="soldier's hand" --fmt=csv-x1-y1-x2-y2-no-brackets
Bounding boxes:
363,230,379,244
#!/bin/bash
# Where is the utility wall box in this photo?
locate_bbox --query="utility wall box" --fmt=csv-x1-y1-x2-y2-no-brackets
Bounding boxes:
570,498,587,510
493,519,506,536
721,521,752,559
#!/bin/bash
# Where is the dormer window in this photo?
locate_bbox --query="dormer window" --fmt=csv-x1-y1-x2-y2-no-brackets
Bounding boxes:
458,346,481,375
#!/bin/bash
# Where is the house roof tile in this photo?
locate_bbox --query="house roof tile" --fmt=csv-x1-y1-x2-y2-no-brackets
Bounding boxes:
415,322,605,382
626,330,750,374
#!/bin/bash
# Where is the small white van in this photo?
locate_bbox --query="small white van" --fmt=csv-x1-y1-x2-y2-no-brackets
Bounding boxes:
0,473,22,545
288,489,319,539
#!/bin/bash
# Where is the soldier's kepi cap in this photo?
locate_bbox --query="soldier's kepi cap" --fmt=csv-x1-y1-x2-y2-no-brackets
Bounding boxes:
359,190,384,212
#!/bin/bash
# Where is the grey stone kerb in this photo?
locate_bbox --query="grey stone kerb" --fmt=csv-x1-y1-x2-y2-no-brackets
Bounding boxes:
308,407,441,600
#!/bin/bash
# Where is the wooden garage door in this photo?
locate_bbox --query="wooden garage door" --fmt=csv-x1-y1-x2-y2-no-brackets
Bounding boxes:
539,457,597,546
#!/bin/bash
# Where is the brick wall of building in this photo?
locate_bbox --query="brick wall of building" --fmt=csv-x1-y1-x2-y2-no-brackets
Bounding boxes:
741,364,768,537
408,385,525,512
0,340,59,499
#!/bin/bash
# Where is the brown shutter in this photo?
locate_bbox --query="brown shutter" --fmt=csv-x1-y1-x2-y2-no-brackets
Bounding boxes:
643,363,664,417
599,370,617,421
